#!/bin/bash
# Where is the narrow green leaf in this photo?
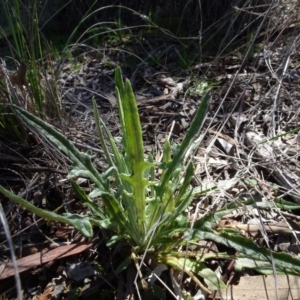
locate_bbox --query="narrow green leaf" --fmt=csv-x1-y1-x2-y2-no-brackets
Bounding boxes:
273,198,300,210
160,254,217,292
164,185,175,213
162,140,172,165
93,98,128,176
183,259,226,290
192,207,300,275
114,67,154,245
100,193,127,228
99,192,140,242
115,255,132,274
0,185,94,237
194,229,300,275
71,181,106,219
174,162,194,207
156,93,209,200
93,98,115,168
12,105,107,191
235,257,285,275
166,189,193,228
62,213,93,237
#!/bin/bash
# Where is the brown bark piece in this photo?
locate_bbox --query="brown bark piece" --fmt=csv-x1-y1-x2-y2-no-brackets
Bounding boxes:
0,242,92,280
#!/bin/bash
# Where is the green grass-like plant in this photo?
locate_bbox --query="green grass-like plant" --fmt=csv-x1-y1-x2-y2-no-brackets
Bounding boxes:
0,0,64,142
1,68,300,295
2,0,45,111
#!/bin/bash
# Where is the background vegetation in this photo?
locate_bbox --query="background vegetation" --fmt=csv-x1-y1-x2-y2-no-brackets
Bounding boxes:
1,0,300,299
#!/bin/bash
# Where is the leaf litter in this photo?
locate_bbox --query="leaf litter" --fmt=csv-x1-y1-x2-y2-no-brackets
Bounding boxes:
1,1,300,299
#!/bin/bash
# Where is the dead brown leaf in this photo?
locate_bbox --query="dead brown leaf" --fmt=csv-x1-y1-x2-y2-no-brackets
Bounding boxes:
9,62,27,88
